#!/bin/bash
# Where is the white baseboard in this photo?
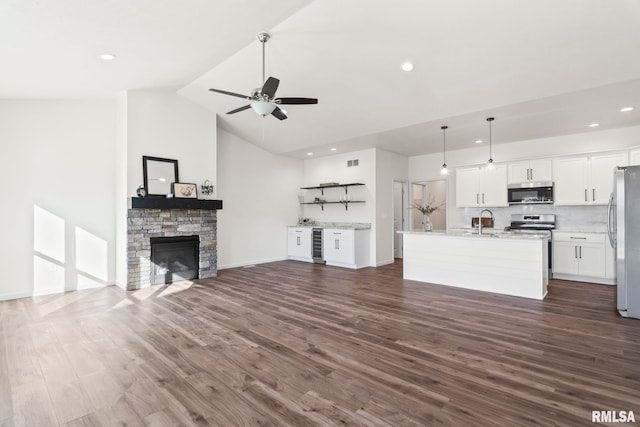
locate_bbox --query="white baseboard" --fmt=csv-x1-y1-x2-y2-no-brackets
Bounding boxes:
552,273,615,285
0,292,32,302
376,259,395,267
218,256,288,270
0,282,116,302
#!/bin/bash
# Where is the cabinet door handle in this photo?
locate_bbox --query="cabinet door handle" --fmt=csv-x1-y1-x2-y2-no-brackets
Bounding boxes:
579,246,582,259
477,193,479,204
584,189,587,202
297,236,300,246
482,193,485,204
530,168,533,180
335,239,339,250
570,237,587,240
592,189,595,201
575,246,577,259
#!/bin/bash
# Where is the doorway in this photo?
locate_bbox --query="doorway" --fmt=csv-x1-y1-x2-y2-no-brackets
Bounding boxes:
393,180,408,258
411,180,447,231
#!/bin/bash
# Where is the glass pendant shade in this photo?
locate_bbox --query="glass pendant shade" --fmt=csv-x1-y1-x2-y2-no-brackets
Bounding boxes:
486,158,495,170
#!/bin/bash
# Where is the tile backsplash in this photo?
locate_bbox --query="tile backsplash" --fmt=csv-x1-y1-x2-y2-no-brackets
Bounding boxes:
453,204,608,232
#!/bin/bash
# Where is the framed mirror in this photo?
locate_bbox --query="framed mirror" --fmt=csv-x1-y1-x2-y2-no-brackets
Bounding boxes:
143,156,179,196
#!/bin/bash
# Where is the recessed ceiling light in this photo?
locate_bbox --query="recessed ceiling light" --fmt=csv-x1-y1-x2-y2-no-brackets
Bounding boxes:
307,152,313,156
588,123,600,128
401,61,414,72
620,106,635,112
475,140,483,144
99,53,116,61
330,148,337,151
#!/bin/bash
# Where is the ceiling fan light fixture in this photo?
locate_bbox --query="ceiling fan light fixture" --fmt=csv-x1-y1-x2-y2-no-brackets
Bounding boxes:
251,101,276,116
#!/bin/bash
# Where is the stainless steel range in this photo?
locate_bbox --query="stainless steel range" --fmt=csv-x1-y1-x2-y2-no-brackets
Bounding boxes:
506,214,555,274
506,214,555,235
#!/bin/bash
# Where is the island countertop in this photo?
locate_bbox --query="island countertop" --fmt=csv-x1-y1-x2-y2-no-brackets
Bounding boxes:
399,229,549,240
401,231,548,300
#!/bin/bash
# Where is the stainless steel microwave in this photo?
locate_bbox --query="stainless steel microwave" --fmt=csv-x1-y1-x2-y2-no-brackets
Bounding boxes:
507,182,554,205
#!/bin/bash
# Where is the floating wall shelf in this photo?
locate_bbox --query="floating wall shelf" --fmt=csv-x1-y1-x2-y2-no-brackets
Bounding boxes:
299,183,365,210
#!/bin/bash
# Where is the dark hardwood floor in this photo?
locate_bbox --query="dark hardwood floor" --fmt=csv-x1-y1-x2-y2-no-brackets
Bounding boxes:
1,260,639,426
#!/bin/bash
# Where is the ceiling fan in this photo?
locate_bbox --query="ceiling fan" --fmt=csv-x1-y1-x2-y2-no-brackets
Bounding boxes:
208,32,318,120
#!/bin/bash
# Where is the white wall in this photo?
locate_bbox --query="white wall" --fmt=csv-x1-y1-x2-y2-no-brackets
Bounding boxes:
375,149,408,265
303,148,377,265
0,100,117,300
126,88,217,197
409,125,640,231
217,129,303,269
115,92,128,287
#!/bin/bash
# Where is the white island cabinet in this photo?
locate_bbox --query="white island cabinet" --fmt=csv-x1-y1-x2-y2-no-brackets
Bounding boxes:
402,231,548,300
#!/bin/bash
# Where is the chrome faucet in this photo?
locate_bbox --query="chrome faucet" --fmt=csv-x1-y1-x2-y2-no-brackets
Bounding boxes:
478,209,495,235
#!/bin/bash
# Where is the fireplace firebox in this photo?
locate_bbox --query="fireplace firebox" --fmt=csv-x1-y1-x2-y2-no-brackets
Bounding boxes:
150,235,199,285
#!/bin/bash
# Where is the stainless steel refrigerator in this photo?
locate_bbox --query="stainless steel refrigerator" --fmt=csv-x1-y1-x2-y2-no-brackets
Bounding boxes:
608,165,640,319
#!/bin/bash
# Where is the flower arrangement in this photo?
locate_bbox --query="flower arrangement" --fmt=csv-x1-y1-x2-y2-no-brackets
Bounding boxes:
413,200,441,215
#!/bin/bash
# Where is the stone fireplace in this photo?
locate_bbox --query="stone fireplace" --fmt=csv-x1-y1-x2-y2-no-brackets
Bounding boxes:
126,198,222,290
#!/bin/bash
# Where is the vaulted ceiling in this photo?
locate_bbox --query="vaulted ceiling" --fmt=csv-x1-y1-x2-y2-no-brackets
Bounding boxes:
3,0,640,158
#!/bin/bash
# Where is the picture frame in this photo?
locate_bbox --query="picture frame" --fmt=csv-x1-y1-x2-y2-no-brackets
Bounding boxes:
171,182,198,199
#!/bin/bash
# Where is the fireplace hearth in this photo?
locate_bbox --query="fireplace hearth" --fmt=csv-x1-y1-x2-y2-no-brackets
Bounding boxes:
150,235,199,285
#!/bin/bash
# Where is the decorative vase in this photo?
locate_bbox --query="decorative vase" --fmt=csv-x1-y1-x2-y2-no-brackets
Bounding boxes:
422,214,433,232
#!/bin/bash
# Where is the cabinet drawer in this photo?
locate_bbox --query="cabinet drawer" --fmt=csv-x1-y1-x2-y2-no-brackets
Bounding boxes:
552,232,605,243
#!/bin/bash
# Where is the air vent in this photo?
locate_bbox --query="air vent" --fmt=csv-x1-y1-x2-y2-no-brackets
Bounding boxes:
347,159,359,167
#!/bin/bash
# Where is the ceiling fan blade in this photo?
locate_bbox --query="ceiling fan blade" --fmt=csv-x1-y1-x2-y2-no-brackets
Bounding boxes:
261,77,280,98
209,88,252,100
271,106,288,120
226,104,251,114
275,97,318,105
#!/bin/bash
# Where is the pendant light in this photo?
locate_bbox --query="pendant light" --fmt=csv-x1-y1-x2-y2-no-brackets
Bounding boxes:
486,117,495,170
440,125,449,175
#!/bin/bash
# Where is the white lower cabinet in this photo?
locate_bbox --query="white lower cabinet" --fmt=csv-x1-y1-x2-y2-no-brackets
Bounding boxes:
287,227,312,262
552,231,614,284
323,228,370,269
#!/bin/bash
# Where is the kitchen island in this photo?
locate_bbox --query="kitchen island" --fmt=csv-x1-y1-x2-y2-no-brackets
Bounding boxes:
401,230,548,300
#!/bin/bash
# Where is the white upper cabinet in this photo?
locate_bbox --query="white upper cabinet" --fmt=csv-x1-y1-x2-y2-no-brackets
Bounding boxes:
630,149,640,165
553,157,590,205
507,159,552,184
456,165,508,207
590,153,628,204
553,153,628,205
